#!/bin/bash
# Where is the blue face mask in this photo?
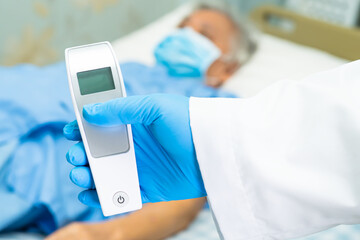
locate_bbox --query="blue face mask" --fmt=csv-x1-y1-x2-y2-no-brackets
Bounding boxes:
154,27,221,78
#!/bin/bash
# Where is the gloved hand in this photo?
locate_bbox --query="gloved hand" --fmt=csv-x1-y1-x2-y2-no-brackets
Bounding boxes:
63,94,206,207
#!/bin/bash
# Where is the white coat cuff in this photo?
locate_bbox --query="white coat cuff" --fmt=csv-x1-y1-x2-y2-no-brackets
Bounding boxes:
189,97,262,240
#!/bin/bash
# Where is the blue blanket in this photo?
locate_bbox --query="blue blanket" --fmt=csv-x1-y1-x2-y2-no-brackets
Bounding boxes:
0,62,236,234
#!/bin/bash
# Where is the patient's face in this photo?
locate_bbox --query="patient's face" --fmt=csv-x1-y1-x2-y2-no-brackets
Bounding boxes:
179,9,240,87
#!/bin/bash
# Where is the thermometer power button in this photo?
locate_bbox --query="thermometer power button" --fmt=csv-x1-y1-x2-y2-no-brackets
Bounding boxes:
113,192,129,207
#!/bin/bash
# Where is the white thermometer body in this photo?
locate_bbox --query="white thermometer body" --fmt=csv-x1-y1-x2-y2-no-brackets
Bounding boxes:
65,42,142,216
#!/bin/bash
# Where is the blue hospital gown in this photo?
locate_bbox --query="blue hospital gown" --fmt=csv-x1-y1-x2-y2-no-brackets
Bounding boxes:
0,62,236,234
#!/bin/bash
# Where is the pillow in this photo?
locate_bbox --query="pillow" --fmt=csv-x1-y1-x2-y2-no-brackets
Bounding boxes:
112,4,193,65
223,34,348,97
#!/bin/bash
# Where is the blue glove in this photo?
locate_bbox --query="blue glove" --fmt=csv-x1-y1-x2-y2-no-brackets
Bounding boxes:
64,94,206,207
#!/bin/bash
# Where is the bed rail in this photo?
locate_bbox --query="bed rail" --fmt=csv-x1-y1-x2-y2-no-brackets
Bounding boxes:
251,5,360,61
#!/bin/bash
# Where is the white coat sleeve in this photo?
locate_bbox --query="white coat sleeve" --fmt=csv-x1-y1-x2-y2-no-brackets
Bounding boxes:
189,60,360,240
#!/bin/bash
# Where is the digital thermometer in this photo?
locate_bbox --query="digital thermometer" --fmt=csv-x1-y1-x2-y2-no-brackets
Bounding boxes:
65,41,142,216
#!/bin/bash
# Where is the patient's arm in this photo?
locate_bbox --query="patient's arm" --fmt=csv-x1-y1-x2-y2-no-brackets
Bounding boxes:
46,197,206,240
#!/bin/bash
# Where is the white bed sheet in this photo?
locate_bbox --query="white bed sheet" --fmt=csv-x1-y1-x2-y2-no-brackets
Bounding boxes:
112,3,347,98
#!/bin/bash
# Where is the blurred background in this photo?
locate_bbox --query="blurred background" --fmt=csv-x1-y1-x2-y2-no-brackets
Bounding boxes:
1,0,359,66
1,1,360,240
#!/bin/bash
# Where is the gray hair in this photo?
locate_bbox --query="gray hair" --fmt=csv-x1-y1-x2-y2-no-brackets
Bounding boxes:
191,1,258,64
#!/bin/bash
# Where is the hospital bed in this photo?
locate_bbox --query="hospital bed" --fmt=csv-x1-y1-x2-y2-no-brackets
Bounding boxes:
112,3,360,240
111,3,359,98
1,3,359,240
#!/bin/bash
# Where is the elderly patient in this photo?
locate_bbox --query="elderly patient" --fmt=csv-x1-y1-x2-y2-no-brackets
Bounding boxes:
155,5,253,87
0,5,253,240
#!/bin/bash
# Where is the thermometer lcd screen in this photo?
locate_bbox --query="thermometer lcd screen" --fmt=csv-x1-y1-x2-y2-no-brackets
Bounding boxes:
77,67,115,95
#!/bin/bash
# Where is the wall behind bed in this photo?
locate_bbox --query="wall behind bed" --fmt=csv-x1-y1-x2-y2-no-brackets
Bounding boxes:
0,0,186,66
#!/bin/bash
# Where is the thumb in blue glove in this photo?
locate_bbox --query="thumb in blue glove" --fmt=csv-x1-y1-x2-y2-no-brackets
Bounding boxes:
64,94,206,207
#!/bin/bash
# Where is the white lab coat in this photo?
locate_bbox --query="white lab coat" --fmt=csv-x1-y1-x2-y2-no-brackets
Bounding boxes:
189,60,360,240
